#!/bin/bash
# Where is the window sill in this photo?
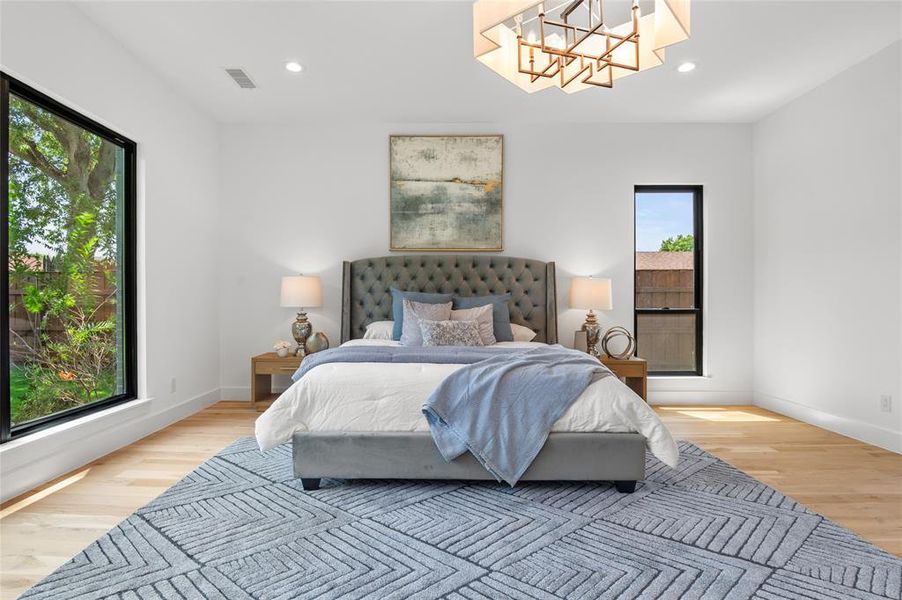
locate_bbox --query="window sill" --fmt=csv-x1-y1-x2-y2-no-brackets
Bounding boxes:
0,397,151,503
0,398,150,455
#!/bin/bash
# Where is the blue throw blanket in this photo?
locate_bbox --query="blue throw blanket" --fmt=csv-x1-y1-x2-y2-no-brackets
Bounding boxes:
292,344,610,486
423,345,610,486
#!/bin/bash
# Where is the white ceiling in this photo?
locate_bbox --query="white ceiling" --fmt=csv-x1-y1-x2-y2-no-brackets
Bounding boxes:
74,0,901,124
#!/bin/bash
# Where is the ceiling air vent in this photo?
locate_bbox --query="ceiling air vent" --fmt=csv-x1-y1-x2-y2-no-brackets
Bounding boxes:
224,68,256,89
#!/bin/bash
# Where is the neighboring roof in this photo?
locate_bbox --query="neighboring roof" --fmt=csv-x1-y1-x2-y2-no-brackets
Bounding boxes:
636,252,694,270
9,255,43,270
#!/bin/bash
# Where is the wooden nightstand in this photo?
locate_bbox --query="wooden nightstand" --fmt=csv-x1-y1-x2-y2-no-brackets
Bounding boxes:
251,352,303,404
599,355,648,402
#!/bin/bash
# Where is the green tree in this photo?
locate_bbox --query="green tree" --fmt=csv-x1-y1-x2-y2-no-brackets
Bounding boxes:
659,234,694,252
7,95,121,422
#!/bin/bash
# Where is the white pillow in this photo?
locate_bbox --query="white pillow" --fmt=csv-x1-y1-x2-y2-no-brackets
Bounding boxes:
363,320,394,340
400,299,452,346
450,304,495,346
510,323,538,342
342,339,401,347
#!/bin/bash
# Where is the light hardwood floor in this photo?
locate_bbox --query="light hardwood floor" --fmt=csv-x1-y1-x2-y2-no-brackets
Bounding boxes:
1,403,900,598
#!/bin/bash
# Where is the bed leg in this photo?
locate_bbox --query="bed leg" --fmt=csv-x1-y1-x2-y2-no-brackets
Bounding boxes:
301,478,321,491
613,480,637,493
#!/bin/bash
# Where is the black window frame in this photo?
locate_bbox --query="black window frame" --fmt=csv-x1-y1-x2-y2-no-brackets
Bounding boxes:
633,184,703,376
1,72,138,443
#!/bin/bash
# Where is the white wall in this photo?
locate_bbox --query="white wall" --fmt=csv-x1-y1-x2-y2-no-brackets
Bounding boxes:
5,3,893,508
752,42,902,452
0,2,221,502
219,123,754,404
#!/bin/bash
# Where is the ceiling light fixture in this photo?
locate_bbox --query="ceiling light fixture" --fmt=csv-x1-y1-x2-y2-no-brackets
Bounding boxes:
677,61,696,73
285,61,303,73
474,0,691,93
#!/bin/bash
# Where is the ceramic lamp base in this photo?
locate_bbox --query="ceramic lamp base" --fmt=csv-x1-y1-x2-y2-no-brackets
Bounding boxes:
292,311,313,356
581,310,601,357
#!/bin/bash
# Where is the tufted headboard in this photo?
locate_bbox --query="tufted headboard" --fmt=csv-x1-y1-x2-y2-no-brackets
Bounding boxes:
341,255,558,344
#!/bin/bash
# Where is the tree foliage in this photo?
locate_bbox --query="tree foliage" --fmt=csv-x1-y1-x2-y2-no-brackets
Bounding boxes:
8,95,121,422
659,234,694,252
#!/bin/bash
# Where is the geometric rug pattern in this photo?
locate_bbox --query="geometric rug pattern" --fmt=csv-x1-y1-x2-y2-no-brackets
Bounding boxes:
20,439,902,599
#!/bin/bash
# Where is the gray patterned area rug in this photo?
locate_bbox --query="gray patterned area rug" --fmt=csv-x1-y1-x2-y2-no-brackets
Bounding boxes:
21,439,901,600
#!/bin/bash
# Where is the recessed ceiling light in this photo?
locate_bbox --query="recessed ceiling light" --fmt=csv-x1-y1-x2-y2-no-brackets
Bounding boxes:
677,61,696,73
285,61,303,73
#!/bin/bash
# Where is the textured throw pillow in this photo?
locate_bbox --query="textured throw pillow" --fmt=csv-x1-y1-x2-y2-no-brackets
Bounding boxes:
390,288,454,340
400,299,452,346
510,323,538,342
419,319,484,347
363,320,394,340
450,304,495,346
452,293,513,342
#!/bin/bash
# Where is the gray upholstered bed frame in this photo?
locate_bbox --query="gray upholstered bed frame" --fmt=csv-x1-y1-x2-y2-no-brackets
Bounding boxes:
340,254,558,344
294,255,646,493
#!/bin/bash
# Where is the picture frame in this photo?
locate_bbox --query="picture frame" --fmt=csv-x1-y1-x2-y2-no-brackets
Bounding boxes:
389,135,503,251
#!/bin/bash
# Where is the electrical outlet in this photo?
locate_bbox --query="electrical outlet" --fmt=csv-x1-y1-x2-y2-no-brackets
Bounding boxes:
880,395,892,413
170,377,177,394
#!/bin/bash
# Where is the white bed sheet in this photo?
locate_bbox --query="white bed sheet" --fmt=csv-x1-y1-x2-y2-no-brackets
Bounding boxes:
255,340,679,467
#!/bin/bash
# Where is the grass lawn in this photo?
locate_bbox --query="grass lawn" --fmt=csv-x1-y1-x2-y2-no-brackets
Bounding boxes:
10,366,30,421
9,364,118,425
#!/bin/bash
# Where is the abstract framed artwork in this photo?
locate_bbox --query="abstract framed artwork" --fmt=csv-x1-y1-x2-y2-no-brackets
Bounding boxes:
390,135,503,251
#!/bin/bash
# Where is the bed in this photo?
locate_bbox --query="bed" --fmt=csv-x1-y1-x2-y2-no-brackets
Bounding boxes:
256,255,678,493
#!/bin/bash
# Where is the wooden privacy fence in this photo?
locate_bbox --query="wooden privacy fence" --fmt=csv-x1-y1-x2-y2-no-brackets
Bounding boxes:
8,268,117,363
634,251,696,371
636,312,697,372
635,268,694,309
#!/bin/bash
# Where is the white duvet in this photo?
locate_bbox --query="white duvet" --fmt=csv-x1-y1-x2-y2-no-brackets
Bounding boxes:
255,340,679,467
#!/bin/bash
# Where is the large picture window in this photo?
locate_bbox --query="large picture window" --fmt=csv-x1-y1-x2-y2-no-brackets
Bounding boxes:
2,73,136,442
634,185,702,375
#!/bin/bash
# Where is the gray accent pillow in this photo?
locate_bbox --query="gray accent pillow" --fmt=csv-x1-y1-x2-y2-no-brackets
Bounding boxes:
391,288,454,340
452,293,513,342
450,304,496,346
400,299,452,346
419,319,484,347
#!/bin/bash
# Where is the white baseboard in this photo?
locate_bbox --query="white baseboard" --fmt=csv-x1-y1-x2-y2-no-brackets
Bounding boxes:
220,386,251,401
649,390,750,405
755,392,902,454
0,387,221,503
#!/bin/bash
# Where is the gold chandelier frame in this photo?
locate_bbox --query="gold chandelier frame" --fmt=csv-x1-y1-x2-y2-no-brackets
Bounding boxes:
517,0,640,89
474,0,691,94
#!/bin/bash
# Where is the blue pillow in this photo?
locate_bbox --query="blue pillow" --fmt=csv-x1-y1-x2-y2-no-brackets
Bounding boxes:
390,288,453,340
453,293,513,342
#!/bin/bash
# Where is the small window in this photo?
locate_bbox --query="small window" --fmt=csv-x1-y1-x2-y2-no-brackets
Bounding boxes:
634,185,702,375
2,73,137,442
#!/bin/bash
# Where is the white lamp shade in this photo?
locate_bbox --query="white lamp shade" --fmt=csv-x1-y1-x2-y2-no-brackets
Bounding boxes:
569,277,613,311
280,275,322,308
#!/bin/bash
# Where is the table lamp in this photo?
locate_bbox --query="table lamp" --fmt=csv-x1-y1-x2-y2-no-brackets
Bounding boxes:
280,275,323,356
569,277,612,357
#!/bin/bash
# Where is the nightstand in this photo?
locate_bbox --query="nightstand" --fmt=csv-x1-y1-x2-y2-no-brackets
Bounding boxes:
599,355,648,402
251,352,303,404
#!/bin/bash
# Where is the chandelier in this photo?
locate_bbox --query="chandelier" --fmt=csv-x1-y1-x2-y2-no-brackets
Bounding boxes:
473,0,691,93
